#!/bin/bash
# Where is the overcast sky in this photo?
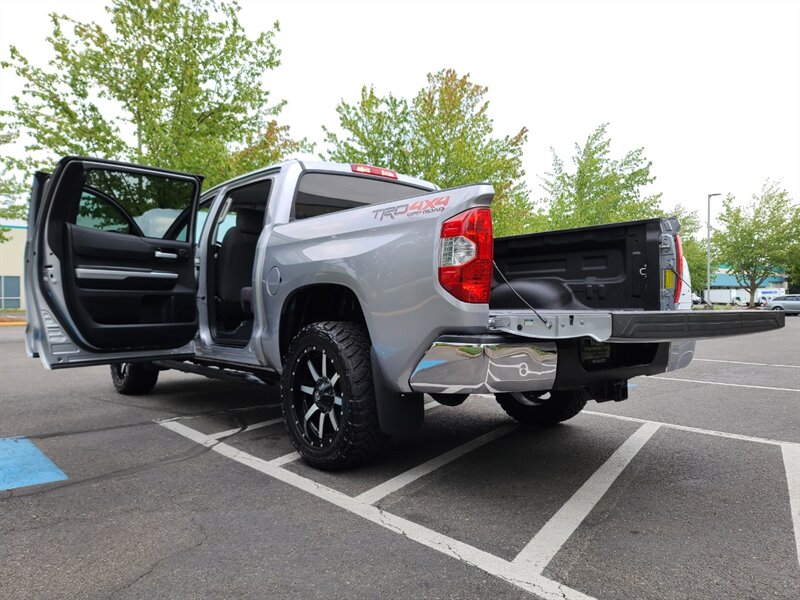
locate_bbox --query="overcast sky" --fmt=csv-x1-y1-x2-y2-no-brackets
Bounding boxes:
1,0,798,229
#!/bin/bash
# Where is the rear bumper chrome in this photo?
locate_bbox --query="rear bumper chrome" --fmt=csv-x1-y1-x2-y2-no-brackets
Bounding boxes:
409,335,557,395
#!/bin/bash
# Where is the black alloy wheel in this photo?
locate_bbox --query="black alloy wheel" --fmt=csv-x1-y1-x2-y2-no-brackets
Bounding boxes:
291,344,344,448
281,321,381,469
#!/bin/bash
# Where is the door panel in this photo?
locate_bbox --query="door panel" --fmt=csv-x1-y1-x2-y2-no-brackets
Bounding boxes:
28,157,204,368
63,223,197,348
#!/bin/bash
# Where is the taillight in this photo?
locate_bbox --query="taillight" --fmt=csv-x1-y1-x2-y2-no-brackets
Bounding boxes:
438,208,493,303
673,234,684,306
351,163,398,179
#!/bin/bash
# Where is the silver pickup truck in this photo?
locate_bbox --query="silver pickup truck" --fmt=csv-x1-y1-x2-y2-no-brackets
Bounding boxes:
24,157,784,468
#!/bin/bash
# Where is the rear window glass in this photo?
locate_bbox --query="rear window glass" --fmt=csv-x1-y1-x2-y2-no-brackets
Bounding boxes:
293,173,428,220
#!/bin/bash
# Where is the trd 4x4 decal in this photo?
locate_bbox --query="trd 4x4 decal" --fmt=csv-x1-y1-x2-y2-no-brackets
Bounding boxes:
373,196,450,221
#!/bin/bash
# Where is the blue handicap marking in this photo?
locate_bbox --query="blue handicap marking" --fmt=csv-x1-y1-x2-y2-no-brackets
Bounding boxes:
0,437,68,491
412,359,447,375
628,383,637,389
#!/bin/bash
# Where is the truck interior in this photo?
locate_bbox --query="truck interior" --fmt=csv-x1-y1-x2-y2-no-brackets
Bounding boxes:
206,178,272,347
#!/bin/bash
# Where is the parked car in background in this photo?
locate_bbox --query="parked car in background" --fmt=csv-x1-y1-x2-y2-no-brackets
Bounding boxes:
764,295,800,314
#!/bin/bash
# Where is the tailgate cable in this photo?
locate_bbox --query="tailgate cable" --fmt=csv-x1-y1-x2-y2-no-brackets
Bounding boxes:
492,261,549,326
670,266,714,308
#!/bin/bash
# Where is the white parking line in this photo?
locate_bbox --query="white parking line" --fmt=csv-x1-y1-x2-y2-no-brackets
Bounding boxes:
159,419,597,600
782,443,800,568
158,402,800,594
268,451,301,466
649,376,800,393
156,403,282,424
512,422,660,574
355,424,517,505
584,410,793,447
233,402,443,468
694,358,800,369
208,417,283,440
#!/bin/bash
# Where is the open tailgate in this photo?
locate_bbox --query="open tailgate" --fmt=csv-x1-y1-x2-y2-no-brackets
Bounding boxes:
487,309,785,342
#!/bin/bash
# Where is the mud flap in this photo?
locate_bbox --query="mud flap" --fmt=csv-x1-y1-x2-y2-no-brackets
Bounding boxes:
371,348,424,435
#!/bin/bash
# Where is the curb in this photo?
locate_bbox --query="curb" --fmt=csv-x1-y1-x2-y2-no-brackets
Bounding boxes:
0,321,27,327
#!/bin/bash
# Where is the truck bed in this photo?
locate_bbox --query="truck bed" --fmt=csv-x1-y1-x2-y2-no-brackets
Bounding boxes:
491,219,664,311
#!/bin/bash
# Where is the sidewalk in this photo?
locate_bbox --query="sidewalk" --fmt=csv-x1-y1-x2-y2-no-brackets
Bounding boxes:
0,313,27,327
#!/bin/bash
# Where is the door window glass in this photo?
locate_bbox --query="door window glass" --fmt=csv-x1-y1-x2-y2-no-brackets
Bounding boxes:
213,179,272,243
174,207,210,243
213,208,239,244
83,169,196,239
76,190,134,234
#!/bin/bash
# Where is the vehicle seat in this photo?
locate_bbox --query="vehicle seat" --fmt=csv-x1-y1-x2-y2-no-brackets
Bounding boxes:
216,209,262,324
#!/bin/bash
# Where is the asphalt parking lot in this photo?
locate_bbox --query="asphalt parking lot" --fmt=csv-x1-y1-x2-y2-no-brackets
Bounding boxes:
2,319,799,599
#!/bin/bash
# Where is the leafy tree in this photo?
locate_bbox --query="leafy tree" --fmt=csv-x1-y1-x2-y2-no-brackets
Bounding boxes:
654,204,716,295
539,124,662,231
0,0,308,207
0,128,26,241
0,201,26,243
537,124,715,294
323,69,532,237
714,181,799,307
785,244,800,294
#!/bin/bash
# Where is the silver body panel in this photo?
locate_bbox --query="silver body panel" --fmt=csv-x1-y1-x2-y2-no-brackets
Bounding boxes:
259,180,495,392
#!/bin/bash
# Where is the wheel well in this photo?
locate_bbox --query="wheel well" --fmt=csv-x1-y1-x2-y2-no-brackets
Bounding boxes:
280,284,367,359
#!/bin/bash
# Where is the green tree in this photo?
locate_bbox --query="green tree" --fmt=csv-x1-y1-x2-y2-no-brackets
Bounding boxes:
714,181,799,307
539,124,662,231
0,0,307,204
538,124,715,295
785,245,800,294
655,205,717,295
680,236,719,298
323,69,533,237
0,129,26,242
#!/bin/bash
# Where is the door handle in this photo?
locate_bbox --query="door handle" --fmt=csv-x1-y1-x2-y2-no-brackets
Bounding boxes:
155,250,178,260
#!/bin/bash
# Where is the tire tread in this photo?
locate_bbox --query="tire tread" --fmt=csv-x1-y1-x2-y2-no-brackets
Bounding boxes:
281,321,382,469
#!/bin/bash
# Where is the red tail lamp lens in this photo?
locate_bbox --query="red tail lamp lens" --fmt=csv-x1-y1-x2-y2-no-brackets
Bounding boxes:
438,208,493,303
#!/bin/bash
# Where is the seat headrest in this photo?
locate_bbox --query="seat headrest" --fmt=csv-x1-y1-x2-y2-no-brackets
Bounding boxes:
236,209,263,234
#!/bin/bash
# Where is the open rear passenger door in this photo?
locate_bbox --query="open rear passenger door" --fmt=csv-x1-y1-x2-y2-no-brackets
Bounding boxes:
26,157,203,368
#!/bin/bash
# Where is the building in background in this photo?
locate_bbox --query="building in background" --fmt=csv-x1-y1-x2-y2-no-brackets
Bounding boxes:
705,266,787,304
0,218,26,310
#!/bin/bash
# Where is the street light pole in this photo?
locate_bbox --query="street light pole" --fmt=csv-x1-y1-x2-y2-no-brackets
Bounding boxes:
707,193,721,305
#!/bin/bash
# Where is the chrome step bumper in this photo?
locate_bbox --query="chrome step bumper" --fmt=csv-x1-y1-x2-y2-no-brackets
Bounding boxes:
409,335,557,395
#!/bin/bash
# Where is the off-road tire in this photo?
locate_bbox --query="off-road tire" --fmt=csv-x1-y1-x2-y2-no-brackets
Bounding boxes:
495,389,588,426
281,321,382,470
110,362,159,395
